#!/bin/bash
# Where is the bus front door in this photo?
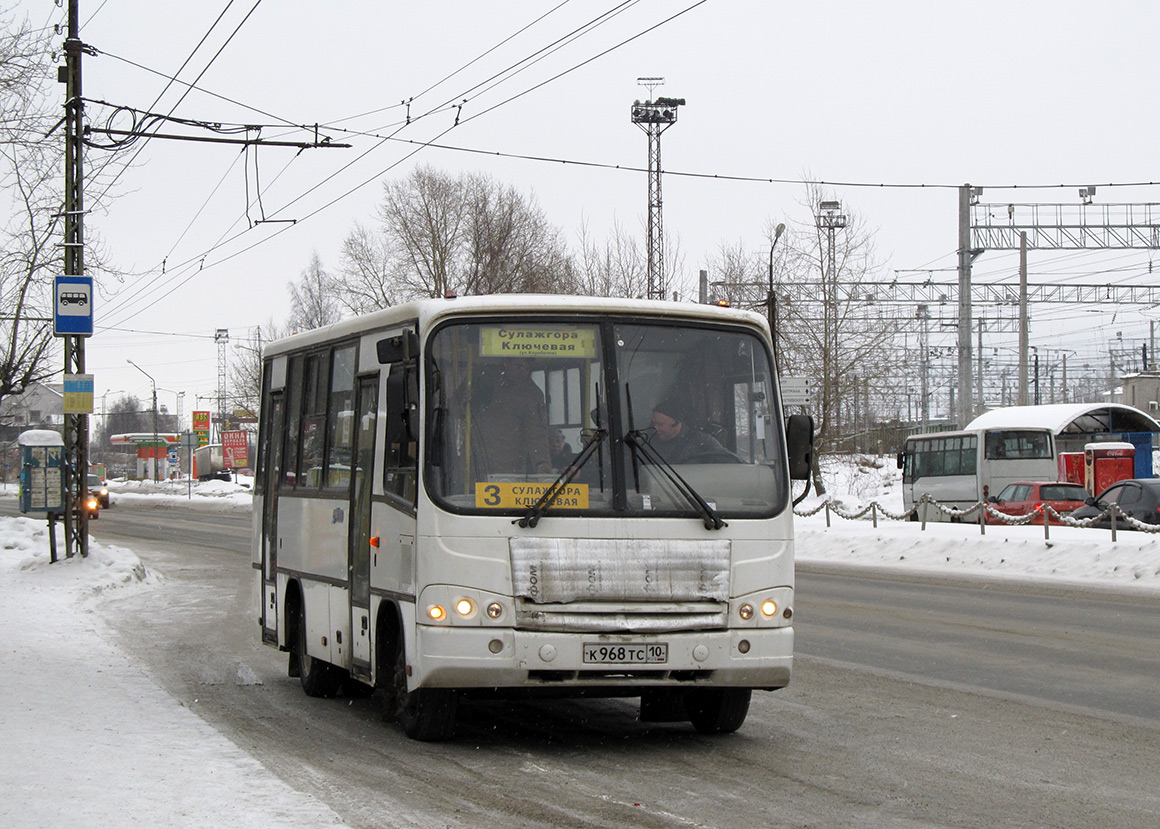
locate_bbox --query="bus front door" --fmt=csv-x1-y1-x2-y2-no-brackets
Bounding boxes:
348,376,378,681
260,391,283,643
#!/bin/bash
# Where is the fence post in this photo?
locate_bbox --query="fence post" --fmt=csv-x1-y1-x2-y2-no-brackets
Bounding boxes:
979,502,986,535
1043,508,1050,542
871,502,878,528
1110,505,1117,542
920,495,928,531
825,500,831,528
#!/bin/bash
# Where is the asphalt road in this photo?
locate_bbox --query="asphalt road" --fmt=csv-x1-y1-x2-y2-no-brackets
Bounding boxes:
10,498,1160,827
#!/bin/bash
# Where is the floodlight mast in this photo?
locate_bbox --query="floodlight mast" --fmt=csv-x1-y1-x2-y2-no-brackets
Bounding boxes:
632,77,684,301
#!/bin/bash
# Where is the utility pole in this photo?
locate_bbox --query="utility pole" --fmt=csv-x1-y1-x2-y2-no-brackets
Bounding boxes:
917,304,930,431
61,0,90,557
976,317,985,411
957,184,979,427
631,78,684,301
1018,231,1029,405
216,328,229,442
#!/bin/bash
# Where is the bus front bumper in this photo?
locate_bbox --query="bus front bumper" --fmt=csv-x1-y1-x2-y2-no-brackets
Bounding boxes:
412,626,792,691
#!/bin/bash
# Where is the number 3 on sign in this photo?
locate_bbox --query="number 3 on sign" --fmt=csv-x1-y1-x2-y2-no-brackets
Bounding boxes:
481,484,501,506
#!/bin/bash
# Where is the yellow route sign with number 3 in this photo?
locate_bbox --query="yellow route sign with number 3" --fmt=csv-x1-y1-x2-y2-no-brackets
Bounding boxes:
475,481,589,509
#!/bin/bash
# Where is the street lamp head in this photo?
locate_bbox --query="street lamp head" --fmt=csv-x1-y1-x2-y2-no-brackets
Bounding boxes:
774,222,786,241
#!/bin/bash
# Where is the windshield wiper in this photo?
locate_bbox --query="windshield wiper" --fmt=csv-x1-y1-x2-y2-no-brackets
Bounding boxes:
624,431,726,530
517,429,606,528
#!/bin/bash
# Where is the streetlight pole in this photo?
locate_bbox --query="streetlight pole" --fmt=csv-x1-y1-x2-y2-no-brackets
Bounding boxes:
767,222,786,373
99,388,125,476
127,359,159,481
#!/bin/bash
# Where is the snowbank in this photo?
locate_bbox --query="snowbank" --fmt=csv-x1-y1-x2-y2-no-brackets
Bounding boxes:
0,516,346,828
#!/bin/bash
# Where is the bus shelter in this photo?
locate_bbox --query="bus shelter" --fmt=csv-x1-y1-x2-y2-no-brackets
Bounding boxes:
966,404,1160,479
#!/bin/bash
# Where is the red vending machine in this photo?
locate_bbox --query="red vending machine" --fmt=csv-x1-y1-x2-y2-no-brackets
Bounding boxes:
1084,442,1135,495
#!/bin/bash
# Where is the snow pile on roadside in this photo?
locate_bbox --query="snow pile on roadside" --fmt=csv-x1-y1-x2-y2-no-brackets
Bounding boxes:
1,514,158,593
106,475,255,510
793,453,1160,594
0,516,347,828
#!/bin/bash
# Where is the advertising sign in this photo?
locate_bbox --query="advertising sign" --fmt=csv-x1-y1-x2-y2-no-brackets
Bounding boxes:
192,410,211,447
222,430,249,469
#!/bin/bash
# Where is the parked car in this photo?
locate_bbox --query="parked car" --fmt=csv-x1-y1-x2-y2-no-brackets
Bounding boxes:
985,481,1089,525
1069,478,1160,529
86,473,110,509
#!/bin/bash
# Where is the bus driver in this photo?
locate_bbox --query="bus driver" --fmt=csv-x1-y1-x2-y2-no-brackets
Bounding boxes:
650,398,728,464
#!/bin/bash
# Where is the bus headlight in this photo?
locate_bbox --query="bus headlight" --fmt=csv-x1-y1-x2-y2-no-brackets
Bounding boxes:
761,600,778,617
738,603,754,620
454,598,476,618
486,602,503,619
427,605,447,621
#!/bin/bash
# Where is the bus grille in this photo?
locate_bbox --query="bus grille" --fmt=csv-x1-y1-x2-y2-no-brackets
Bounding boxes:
509,537,731,633
515,600,727,633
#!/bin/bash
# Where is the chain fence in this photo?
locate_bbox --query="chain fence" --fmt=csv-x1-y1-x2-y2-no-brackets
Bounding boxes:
794,493,1159,541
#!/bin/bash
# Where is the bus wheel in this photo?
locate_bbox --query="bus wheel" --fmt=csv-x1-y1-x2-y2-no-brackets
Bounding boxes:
685,688,751,734
295,604,342,698
392,643,457,741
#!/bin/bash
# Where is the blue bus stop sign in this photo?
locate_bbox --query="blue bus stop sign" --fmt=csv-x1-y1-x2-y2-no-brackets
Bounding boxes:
53,275,93,337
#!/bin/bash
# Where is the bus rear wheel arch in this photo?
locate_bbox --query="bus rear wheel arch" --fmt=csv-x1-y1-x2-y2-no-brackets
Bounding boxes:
287,585,342,698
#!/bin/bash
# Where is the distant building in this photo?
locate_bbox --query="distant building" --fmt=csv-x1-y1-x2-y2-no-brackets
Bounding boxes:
1117,372,1160,413
0,382,63,441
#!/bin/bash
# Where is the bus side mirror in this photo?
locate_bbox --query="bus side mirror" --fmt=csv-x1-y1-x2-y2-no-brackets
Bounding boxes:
377,330,419,364
896,452,904,469
385,365,419,445
785,414,813,481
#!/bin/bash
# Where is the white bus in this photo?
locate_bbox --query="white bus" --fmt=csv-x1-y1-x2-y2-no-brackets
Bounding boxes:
898,427,1057,521
253,295,812,740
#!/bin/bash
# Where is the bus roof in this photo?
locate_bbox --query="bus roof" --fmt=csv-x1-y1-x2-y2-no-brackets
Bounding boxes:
262,294,770,358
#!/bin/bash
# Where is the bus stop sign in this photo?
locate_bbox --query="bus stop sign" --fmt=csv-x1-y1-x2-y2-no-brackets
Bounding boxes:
53,275,94,337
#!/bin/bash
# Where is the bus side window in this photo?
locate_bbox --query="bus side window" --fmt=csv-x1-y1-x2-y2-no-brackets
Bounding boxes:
383,361,419,506
282,355,304,488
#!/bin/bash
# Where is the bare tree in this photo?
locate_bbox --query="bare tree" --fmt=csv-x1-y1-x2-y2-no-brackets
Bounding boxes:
774,183,895,474
333,166,578,305
287,252,342,333
336,221,402,315
462,176,576,295
576,217,649,298
228,320,287,418
379,166,468,299
0,8,59,414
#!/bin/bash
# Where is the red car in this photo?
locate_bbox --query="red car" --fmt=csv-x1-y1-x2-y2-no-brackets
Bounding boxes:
985,481,1089,525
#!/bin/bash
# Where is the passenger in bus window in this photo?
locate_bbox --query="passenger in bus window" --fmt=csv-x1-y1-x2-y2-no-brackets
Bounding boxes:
549,427,575,469
475,357,552,476
650,398,729,464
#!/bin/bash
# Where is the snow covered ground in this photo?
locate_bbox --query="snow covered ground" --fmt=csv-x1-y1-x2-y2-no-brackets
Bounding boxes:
1,459,1157,826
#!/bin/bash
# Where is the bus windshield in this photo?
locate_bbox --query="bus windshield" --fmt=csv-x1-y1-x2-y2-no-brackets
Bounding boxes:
425,317,787,518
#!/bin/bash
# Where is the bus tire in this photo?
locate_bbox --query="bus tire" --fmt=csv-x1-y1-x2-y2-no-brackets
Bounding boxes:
295,603,342,698
393,642,457,741
685,688,751,734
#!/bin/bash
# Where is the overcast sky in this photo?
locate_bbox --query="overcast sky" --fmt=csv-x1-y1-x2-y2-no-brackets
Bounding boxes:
15,0,1160,423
